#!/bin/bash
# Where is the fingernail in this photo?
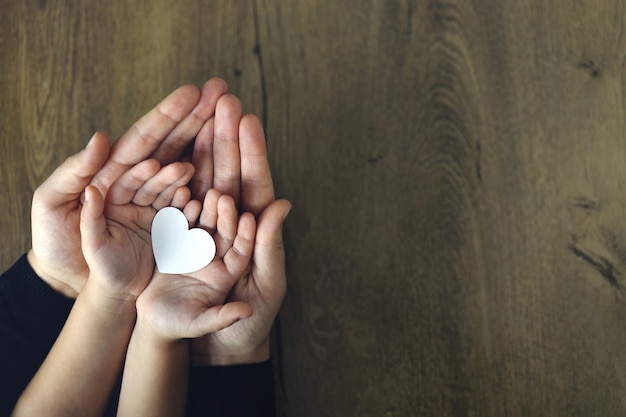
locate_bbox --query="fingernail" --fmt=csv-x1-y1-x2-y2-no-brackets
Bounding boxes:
86,133,97,148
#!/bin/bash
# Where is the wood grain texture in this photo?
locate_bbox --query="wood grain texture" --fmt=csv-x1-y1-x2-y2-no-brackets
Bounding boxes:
3,0,626,416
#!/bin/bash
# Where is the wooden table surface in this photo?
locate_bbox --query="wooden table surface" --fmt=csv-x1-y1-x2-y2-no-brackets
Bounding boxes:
2,1,626,416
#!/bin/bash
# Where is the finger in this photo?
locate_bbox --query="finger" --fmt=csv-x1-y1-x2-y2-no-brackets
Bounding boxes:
132,162,195,207
198,188,221,233
250,199,292,295
170,187,192,210
239,114,275,215
152,78,229,164
151,184,188,210
190,118,215,201
223,212,256,278
90,84,201,195
186,302,252,338
182,200,202,225
106,159,161,206
215,194,238,259
34,132,110,210
212,94,242,205
79,186,107,257
153,185,193,211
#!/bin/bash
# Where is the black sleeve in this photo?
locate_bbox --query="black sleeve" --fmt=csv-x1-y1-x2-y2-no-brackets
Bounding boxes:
0,254,74,416
186,360,276,417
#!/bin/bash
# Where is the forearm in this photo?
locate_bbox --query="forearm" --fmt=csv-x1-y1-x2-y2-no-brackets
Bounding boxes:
117,319,189,417
12,279,136,417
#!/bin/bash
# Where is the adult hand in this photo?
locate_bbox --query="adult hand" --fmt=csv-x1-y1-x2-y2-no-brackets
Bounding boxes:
28,79,228,298
189,95,292,365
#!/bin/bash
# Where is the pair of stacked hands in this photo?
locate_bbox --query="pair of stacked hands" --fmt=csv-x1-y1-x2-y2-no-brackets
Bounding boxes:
9,78,291,417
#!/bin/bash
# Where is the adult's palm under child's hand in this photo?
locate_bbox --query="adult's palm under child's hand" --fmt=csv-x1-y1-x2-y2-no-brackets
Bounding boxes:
28,78,229,299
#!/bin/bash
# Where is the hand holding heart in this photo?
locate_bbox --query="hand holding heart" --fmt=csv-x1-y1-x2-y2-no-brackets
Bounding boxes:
17,84,289,417
137,190,256,340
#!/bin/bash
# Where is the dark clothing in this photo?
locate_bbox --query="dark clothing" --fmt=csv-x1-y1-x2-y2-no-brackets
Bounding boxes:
188,362,276,417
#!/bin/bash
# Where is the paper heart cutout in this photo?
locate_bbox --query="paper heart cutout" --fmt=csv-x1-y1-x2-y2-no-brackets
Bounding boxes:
151,207,216,274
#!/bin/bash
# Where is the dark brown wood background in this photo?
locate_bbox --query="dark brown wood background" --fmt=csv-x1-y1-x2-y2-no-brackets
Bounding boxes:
3,1,626,416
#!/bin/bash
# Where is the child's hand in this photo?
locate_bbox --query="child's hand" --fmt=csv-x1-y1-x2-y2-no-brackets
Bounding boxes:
80,159,194,302
135,190,256,341
13,160,196,417
116,190,252,417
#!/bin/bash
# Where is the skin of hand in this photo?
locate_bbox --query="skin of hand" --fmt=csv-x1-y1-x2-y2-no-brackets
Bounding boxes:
135,190,256,340
188,94,292,365
191,198,291,365
28,78,229,298
116,191,255,417
12,160,194,417
80,160,195,301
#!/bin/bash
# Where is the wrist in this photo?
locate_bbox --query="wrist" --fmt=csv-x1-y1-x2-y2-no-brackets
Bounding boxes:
134,316,190,350
27,250,80,298
80,277,138,319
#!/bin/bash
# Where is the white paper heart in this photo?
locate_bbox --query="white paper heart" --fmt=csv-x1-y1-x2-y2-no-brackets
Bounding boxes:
151,207,216,274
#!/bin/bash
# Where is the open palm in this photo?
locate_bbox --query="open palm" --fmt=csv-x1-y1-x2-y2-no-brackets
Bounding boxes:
136,190,256,340
190,199,290,364
185,101,292,365
81,160,195,298
29,79,228,298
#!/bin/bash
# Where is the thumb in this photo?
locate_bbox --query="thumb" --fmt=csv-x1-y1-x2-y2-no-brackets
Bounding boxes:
251,199,292,293
34,132,110,209
79,185,108,259
187,302,253,337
